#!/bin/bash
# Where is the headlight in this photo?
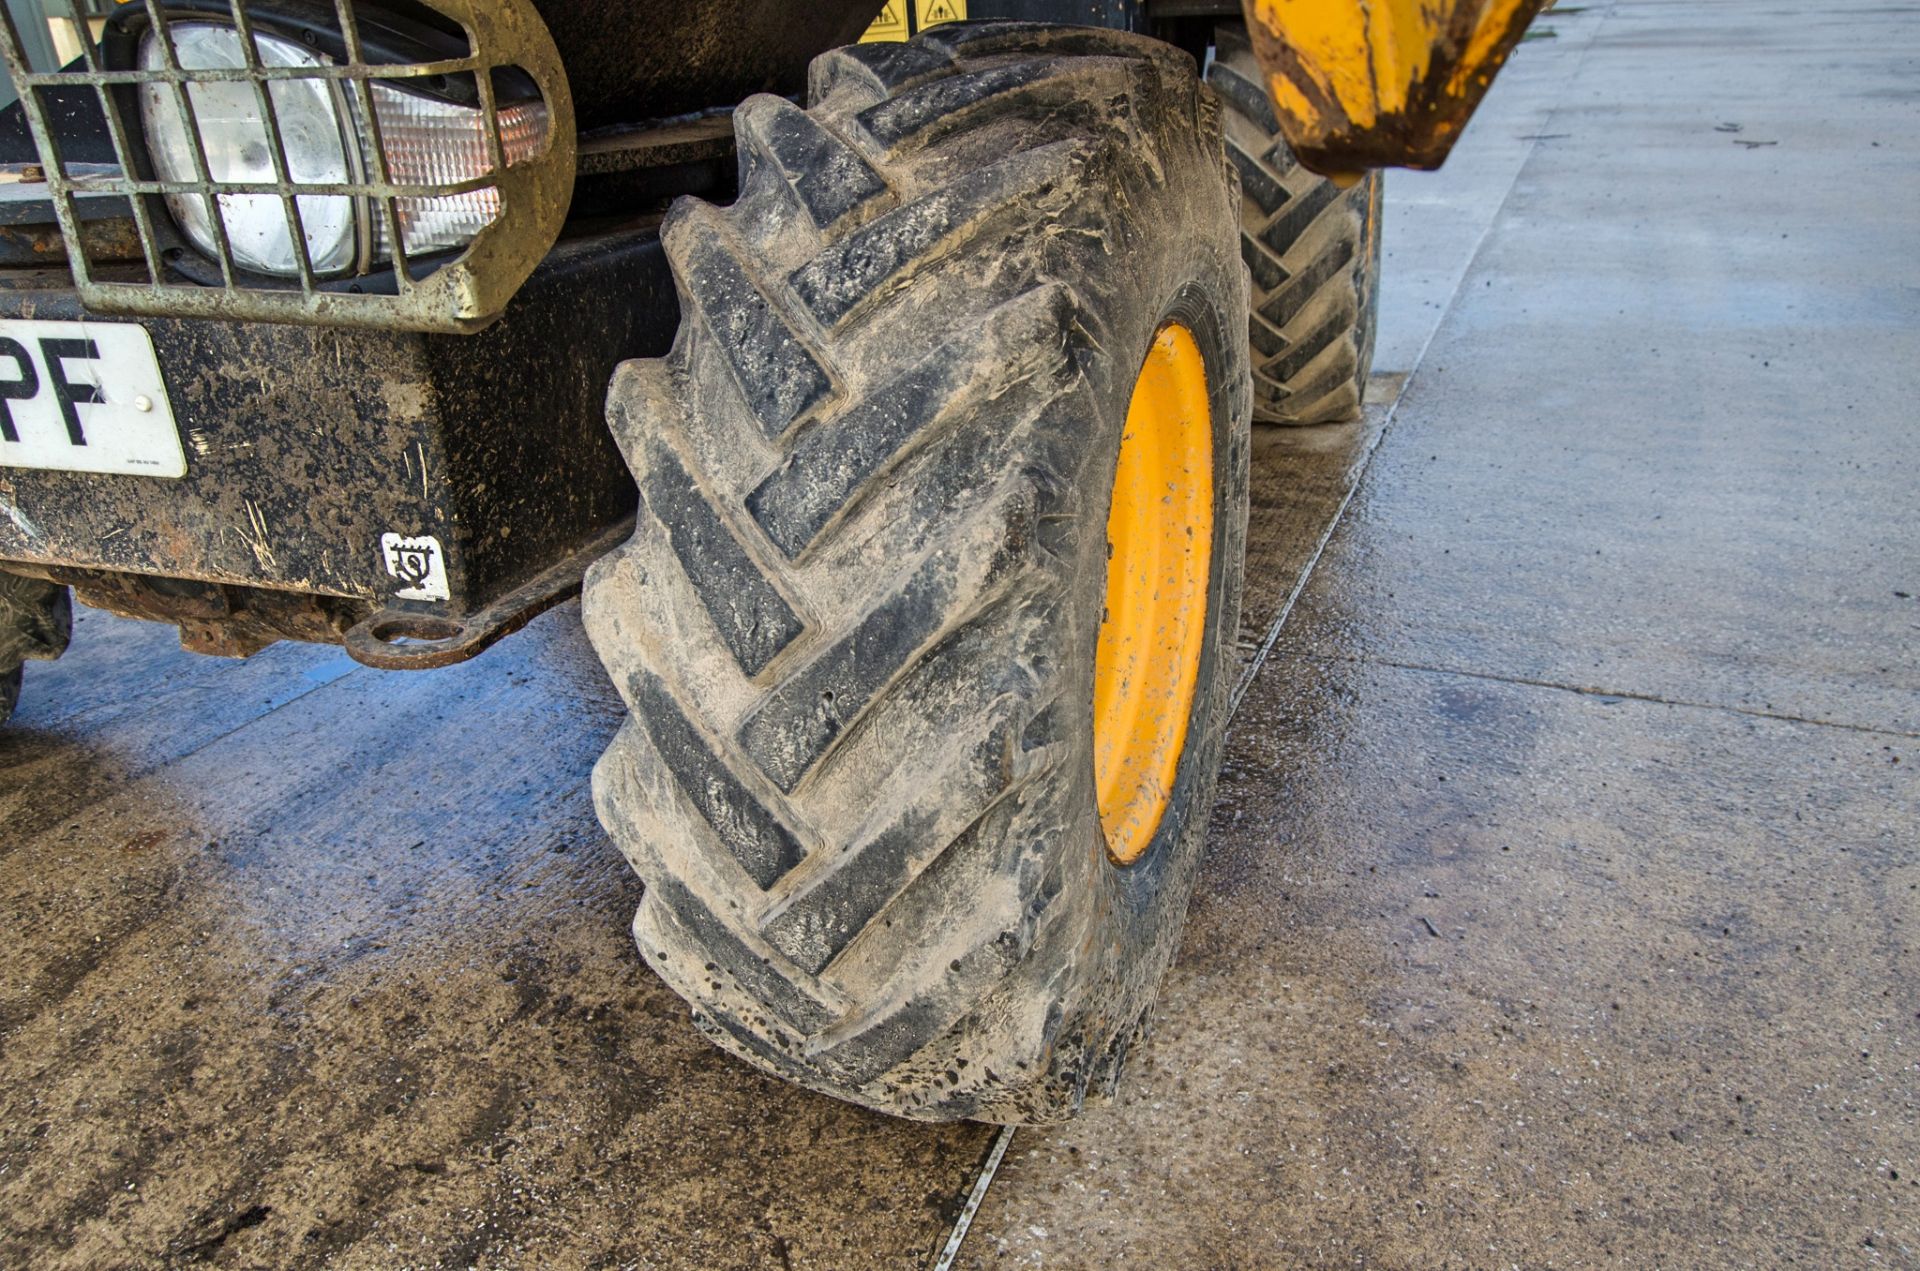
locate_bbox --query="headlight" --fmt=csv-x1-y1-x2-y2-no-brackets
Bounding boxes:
137,22,549,279
139,24,356,276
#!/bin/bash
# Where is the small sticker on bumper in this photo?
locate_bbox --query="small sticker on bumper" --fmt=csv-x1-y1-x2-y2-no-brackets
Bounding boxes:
381,533,449,601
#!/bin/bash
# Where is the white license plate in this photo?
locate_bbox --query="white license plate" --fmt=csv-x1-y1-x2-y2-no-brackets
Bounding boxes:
0,318,185,479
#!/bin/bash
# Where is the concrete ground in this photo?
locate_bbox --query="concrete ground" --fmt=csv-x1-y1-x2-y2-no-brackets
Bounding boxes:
1,0,1914,1266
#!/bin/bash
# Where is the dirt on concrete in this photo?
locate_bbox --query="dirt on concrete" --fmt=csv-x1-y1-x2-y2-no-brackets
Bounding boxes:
961,0,1920,1265
1,0,1915,1267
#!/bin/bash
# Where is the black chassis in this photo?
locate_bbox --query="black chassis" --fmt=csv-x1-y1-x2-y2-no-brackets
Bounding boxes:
0,0,1238,671
0,220,675,667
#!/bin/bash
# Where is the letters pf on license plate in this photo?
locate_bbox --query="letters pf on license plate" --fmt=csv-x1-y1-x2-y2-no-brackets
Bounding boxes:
0,318,186,479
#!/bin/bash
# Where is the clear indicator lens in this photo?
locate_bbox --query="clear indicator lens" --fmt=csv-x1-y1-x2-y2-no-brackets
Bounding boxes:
367,88,547,258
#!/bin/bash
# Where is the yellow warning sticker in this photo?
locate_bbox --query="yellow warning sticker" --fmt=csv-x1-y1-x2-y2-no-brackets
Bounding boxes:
916,0,966,26
860,0,909,42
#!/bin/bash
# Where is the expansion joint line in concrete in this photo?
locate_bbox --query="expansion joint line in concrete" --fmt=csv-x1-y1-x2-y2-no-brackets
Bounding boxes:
1308,653,1920,740
931,1124,1015,1271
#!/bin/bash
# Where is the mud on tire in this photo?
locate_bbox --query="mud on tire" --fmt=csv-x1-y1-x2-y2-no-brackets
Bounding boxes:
1209,21,1382,425
0,572,71,726
582,21,1250,1123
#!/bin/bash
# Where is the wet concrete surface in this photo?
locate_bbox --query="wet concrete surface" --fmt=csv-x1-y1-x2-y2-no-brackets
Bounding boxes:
967,661,1914,1267
0,374,1404,1271
2,0,1915,1266
0,612,999,1269
962,0,1920,1265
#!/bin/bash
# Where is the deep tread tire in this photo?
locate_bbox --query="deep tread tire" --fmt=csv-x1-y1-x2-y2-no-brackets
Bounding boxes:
1208,22,1381,425
582,21,1251,1123
0,572,71,726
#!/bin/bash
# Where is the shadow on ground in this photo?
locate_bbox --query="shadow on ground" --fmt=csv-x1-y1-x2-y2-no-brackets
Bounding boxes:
0,607,997,1269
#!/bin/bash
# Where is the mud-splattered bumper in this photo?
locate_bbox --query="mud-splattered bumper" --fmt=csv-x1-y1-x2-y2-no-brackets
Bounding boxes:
0,228,671,659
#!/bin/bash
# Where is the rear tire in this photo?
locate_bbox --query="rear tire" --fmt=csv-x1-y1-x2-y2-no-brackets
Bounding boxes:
0,572,71,726
1208,22,1381,425
582,21,1250,1123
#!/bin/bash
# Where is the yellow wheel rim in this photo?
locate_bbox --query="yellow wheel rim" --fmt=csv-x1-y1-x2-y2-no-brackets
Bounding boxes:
1094,323,1214,866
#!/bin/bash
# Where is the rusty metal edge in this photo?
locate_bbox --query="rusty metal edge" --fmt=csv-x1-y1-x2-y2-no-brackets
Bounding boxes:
342,513,630,670
1242,0,1549,175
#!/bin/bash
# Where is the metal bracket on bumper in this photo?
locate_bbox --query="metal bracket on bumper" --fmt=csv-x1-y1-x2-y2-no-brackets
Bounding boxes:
342,514,629,669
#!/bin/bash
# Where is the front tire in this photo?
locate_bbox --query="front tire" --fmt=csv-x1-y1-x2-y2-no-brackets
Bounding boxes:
0,572,71,726
583,21,1249,1123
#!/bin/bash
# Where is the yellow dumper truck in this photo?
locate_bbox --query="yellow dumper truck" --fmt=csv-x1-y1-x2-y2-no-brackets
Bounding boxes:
0,0,1538,1120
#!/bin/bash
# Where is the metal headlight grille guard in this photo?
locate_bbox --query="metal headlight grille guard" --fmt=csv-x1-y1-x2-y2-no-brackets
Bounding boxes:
0,0,575,332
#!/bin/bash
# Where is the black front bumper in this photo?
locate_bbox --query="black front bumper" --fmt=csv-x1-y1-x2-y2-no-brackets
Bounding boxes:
0,223,674,659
